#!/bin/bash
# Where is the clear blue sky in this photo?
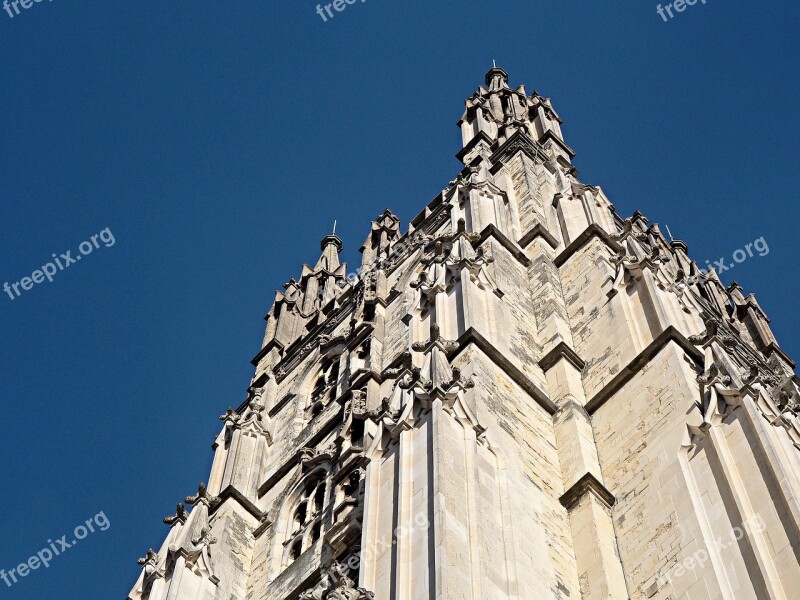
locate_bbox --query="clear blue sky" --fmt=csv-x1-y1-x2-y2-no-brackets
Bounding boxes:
0,0,798,598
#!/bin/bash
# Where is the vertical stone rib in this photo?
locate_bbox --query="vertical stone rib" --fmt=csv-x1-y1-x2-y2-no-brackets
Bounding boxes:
395,427,414,600
678,448,738,600
492,451,520,599
706,427,788,600
430,398,446,600
463,424,484,599
740,396,800,547
361,434,385,592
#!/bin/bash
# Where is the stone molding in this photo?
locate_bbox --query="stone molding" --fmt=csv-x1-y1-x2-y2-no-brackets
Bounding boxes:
475,224,531,267
585,326,704,414
538,341,587,373
554,223,622,268
257,404,345,498
489,129,549,167
211,485,265,522
518,223,559,250
455,130,495,162
559,472,616,511
451,327,557,414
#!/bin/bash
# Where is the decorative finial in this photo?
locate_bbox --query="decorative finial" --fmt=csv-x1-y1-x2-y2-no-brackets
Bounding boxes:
333,219,337,235
493,59,496,68
665,224,674,243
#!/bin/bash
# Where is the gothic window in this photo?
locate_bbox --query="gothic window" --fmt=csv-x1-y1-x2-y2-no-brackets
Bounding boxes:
284,470,328,566
355,339,371,370
349,418,364,447
333,468,364,524
307,358,340,419
363,303,376,321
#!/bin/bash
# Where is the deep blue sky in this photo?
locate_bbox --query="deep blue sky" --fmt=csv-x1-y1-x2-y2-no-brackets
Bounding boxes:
0,0,798,598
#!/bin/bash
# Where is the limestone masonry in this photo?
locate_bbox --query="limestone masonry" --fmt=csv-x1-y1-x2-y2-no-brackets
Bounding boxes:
126,67,800,600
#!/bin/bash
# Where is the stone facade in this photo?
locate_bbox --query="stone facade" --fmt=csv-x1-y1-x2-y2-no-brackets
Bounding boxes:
126,67,800,600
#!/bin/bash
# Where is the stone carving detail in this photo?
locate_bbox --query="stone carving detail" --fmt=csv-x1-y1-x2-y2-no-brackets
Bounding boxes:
686,306,800,448
410,324,467,395
273,300,354,383
300,441,341,468
185,482,220,508
609,222,667,286
218,404,270,444
190,527,217,554
163,503,188,526
696,363,732,388
365,323,485,447
663,268,705,312
411,219,499,305
299,562,375,600
136,548,161,580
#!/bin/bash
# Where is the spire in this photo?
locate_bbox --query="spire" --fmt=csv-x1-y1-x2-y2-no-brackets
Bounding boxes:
316,229,343,271
485,64,509,91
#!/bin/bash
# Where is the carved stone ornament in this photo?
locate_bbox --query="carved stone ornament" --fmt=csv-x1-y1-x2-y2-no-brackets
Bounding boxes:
185,482,220,508
300,441,341,467
163,503,188,526
137,548,160,577
299,561,375,600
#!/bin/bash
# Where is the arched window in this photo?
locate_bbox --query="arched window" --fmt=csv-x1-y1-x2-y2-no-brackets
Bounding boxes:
307,358,340,421
284,470,328,566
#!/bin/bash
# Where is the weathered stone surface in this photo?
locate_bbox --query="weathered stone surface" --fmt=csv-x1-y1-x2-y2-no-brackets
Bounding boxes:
127,67,800,600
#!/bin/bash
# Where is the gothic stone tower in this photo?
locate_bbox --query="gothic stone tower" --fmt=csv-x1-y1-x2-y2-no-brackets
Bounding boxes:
126,67,800,600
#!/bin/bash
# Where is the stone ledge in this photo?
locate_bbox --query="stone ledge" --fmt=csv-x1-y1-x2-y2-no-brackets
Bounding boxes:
559,472,616,511
519,223,559,250
489,129,549,168
585,326,703,414
251,338,284,367
452,327,557,414
211,485,264,522
554,223,621,268
539,129,576,158
456,130,495,162
258,404,344,498
765,342,797,369
476,224,531,267
538,341,586,372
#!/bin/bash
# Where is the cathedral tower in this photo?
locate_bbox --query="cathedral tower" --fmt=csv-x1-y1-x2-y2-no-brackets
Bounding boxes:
127,68,800,600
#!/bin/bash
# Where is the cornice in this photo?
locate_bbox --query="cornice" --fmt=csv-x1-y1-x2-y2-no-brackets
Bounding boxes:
765,343,797,369
489,129,548,170
409,199,453,237
554,224,622,268
518,223,559,250
451,327,557,414
538,342,586,372
455,130,495,162
251,338,284,367
475,224,531,267
559,472,616,511
211,485,264,522
539,129,576,158
585,326,704,414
